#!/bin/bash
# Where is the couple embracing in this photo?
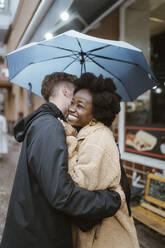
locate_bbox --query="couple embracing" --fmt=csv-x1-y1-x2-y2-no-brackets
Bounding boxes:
0,72,139,248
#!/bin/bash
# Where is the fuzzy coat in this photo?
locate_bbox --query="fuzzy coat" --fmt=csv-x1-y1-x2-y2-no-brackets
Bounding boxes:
65,122,140,248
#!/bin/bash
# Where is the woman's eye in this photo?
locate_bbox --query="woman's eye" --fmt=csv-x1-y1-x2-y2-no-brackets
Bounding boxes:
78,104,84,108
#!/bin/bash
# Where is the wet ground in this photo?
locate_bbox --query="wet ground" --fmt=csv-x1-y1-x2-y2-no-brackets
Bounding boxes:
0,135,165,247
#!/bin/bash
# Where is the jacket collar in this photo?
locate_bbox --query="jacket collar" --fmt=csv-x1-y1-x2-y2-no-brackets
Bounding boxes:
77,122,106,140
14,102,66,142
41,102,66,121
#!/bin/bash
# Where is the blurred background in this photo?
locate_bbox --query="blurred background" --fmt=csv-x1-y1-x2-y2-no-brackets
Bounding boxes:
0,1,165,247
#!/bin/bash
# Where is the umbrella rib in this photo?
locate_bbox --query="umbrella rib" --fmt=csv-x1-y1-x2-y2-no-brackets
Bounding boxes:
87,53,137,66
83,61,86,73
87,44,110,53
35,54,77,63
62,57,79,72
86,54,119,79
81,63,83,75
9,55,77,80
88,53,155,81
86,55,133,100
76,38,83,52
39,43,79,54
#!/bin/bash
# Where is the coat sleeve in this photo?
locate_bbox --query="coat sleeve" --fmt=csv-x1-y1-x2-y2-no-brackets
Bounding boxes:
27,118,121,220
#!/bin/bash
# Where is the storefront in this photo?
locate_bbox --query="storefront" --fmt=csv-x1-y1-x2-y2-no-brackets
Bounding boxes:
118,0,165,181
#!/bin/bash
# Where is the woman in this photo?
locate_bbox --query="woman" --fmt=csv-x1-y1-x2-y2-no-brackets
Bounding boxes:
64,73,139,248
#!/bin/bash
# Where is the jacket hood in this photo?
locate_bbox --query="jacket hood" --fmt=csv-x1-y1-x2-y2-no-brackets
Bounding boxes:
14,102,65,142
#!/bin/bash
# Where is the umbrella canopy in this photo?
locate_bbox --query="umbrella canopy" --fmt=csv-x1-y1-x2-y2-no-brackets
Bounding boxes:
6,30,158,101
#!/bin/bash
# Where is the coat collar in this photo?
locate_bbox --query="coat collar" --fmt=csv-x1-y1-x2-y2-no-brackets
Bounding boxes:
14,102,66,142
77,122,107,140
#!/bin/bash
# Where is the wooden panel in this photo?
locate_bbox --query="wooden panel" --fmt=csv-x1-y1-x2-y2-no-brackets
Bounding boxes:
7,0,42,52
0,81,11,87
141,202,165,218
132,206,165,236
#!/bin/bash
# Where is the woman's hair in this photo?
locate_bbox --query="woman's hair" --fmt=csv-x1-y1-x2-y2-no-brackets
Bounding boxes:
74,73,121,127
41,72,77,101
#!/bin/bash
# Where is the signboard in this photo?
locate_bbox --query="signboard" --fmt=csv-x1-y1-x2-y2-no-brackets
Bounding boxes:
145,173,165,208
125,126,165,161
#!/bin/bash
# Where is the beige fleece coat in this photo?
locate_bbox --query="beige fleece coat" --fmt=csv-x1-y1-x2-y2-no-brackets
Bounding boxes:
65,122,139,248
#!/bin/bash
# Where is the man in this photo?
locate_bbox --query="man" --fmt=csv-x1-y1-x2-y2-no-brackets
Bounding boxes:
0,72,124,248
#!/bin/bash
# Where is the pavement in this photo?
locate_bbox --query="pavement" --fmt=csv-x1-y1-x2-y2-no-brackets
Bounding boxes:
0,135,165,247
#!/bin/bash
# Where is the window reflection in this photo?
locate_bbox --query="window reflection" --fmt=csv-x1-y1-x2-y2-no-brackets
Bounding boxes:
125,84,165,126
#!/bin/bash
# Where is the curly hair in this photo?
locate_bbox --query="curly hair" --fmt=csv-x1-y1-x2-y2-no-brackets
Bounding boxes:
74,73,121,127
41,72,77,101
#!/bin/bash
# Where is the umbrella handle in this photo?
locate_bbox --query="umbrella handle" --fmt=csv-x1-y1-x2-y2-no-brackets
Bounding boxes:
28,83,32,107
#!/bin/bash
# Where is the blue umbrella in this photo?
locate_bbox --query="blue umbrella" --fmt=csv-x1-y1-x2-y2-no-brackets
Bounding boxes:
6,30,158,101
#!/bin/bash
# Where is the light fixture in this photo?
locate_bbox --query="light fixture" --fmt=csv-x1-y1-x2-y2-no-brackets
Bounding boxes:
45,32,53,40
152,86,157,89
60,11,69,21
0,0,5,9
150,17,165,24
155,87,162,94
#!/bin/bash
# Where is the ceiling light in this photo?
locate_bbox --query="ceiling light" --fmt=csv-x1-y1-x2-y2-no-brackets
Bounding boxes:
60,11,69,21
0,0,5,9
150,17,165,24
155,87,162,94
45,32,53,40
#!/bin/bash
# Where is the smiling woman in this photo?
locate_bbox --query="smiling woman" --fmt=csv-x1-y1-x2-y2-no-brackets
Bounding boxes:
64,72,140,248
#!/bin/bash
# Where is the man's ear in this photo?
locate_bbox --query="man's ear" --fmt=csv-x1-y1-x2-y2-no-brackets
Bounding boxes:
62,85,69,97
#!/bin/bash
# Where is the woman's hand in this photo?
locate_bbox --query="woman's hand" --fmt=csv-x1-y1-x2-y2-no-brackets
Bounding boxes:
58,118,77,136
113,185,126,207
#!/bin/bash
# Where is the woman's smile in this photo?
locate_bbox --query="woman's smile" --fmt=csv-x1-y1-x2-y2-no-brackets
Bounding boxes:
68,114,79,122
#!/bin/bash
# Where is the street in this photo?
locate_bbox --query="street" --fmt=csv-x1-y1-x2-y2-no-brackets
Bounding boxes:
0,136,165,247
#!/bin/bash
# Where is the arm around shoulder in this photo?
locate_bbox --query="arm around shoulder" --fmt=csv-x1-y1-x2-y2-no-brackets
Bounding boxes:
27,118,121,220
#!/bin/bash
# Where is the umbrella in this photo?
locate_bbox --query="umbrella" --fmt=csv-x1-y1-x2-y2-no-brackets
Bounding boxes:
6,30,158,101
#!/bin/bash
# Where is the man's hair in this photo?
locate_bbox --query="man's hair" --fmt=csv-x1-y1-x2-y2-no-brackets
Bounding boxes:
41,72,77,101
74,72,121,127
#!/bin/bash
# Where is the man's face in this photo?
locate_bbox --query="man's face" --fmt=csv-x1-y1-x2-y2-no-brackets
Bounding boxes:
63,82,76,117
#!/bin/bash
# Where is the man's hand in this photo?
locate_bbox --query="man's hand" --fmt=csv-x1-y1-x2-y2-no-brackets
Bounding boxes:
114,185,126,207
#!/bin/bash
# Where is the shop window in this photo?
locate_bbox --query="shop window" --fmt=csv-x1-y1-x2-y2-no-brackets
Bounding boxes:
118,32,165,170
124,87,165,162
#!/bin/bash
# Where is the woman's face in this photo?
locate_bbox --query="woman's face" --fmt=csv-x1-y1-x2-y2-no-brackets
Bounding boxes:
68,89,94,128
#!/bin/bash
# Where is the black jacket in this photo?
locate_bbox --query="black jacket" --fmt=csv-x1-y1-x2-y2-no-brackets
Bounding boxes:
0,102,121,248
